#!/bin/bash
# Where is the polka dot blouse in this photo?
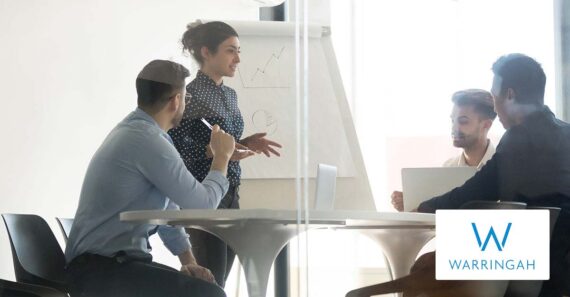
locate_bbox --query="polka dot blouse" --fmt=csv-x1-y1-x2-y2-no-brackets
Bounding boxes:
169,70,244,186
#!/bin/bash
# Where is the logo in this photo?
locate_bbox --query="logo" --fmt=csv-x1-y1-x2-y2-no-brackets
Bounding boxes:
436,210,549,280
471,222,512,251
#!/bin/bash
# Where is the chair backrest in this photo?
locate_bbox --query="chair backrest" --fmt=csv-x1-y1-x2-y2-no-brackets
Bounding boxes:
1,214,68,292
504,206,561,297
528,206,561,237
459,201,554,297
55,218,73,243
522,194,570,295
460,200,527,209
0,278,67,297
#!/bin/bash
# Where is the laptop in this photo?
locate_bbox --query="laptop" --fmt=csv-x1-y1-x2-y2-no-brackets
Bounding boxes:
314,163,338,211
401,167,477,211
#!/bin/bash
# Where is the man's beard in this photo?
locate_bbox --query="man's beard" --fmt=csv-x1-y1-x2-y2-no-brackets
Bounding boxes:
452,132,476,148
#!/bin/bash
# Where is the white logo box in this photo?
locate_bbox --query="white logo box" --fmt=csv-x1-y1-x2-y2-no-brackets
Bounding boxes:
436,209,549,280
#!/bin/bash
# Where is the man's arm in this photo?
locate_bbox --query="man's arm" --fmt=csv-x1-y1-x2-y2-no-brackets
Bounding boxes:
138,126,234,209
418,155,500,212
157,201,215,283
178,249,198,266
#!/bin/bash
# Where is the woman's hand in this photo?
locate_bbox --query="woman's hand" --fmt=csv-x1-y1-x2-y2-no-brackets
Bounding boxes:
205,142,257,160
240,133,282,157
230,142,256,161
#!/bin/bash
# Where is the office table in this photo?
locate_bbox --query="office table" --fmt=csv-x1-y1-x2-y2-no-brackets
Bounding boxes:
120,209,434,297
121,209,345,297
341,212,435,279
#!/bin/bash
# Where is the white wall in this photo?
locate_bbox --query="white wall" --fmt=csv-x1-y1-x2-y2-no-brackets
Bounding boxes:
0,0,258,280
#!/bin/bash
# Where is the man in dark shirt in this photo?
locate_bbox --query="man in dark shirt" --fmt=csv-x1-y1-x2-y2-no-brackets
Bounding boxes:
419,53,570,296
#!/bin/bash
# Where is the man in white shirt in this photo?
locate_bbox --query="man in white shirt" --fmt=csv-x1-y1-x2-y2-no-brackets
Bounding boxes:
392,89,497,211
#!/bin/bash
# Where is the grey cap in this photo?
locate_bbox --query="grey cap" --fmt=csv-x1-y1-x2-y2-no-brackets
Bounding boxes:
137,60,190,86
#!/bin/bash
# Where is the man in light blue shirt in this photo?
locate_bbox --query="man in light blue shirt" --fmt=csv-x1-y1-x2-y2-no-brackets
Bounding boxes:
65,60,235,297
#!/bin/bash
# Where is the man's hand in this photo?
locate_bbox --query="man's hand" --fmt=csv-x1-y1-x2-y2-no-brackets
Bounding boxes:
391,191,404,212
240,132,282,157
180,263,216,283
178,249,216,284
209,125,235,160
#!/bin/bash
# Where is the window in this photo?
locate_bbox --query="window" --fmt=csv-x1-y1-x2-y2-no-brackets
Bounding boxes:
331,0,555,209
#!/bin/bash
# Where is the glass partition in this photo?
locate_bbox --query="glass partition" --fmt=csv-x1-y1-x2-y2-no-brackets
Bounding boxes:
291,0,558,297
0,0,560,297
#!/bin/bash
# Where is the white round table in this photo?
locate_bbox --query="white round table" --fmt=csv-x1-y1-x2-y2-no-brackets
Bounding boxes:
120,209,435,297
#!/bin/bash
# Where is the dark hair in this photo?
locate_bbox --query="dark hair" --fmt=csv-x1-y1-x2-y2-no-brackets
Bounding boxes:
181,21,239,65
452,89,497,120
492,53,546,105
136,79,184,111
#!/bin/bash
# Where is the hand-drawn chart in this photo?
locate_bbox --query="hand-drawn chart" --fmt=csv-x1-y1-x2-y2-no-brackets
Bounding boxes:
224,33,357,179
251,109,278,135
236,46,291,89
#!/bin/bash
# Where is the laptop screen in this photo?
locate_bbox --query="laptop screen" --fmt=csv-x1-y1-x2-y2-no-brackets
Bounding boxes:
401,167,477,211
314,163,338,211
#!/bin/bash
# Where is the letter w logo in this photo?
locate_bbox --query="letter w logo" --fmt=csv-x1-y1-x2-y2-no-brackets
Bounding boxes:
471,222,512,251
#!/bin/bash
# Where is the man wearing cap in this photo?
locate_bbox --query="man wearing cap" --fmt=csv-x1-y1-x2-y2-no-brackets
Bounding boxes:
391,89,497,211
65,60,234,297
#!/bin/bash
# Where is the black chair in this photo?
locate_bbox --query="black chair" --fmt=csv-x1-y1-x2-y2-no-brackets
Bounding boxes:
55,218,73,243
2,214,68,293
459,200,527,209
504,206,561,297
522,194,570,296
0,279,67,297
458,201,562,297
